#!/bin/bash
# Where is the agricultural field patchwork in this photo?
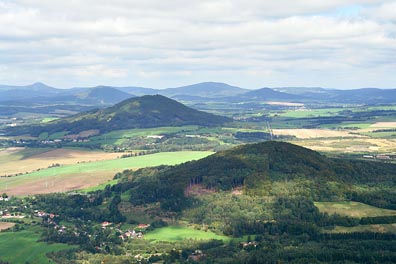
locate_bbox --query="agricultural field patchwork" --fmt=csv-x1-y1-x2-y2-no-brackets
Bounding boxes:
273,128,361,139
0,151,213,196
0,147,120,176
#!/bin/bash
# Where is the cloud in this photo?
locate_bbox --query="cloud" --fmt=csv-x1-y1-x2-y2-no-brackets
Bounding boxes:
0,0,395,88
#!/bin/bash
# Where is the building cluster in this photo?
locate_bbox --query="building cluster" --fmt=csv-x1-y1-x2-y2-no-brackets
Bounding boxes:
363,154,396,160
101,221,151,241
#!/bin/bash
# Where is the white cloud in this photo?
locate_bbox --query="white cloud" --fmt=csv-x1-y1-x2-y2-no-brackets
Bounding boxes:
0,0,395,88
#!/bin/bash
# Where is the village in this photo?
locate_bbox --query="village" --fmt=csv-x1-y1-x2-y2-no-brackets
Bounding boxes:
0,193,151,244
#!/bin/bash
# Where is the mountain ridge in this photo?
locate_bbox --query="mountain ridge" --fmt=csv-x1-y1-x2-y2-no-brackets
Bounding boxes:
1,82,396,106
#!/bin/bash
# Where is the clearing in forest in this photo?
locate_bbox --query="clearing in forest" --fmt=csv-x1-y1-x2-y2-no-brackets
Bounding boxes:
315,201,396,218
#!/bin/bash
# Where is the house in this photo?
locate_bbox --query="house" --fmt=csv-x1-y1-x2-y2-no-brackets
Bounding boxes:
376,155,391,160
146,135,164,139
241,241,258,248
36,211,47,217
188,250,205,262
101,221,112,228
137,223,150,229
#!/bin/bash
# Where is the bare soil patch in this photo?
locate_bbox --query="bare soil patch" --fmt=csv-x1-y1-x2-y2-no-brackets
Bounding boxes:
370,122,396,128
0,222,15,231
185,184,216,197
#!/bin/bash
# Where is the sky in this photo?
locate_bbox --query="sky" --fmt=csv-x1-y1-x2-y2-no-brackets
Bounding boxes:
0,0,395,89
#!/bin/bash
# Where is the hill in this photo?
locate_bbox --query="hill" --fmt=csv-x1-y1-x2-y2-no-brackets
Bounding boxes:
75,86,134,104
2,82,396,107
161,82,247,98
277,87,396,104
6,95,231,137
123,141,396,211
238,87,305,101
0,82,63,102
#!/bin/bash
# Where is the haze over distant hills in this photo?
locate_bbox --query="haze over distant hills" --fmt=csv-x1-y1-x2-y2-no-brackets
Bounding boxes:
1,82,396,112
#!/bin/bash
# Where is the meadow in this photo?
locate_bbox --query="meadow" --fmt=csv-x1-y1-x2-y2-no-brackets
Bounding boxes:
144,225,228,242
314,201,396,218
78,125,200,146
325,224,396,234
0,227,73,263
0,151,213,196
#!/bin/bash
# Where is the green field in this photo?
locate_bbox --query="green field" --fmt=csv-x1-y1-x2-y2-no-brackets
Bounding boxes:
0,227,73,264
0,151,214,193
274,106,396,119
360,131,396,138
325,224,396,234
80,179,118,192
19,151,213,178
273,108,349,118
315,201,396,218
41,117,59,123
86,126,200,145
144,225,228,242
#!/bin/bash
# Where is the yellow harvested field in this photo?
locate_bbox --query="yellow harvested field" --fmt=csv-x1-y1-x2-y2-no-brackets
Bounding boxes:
0,147,24,158
370,122,396,128
5,171,113,196
0,148,120,176
292,138,396,153
273,129,362,139
0,222,15,231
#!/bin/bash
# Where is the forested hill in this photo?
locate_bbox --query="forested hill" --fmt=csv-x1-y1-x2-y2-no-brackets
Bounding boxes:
6,95,231,136
123,141,396,211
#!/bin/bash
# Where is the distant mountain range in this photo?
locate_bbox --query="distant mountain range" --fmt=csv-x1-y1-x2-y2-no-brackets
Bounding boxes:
5,95,231,137
1,82,396,111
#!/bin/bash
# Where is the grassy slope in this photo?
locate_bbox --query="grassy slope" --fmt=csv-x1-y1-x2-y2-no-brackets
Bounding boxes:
315,201,396,218
326,224,396,234
144,225,228,242
0,227,73,264
80,179,118,192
